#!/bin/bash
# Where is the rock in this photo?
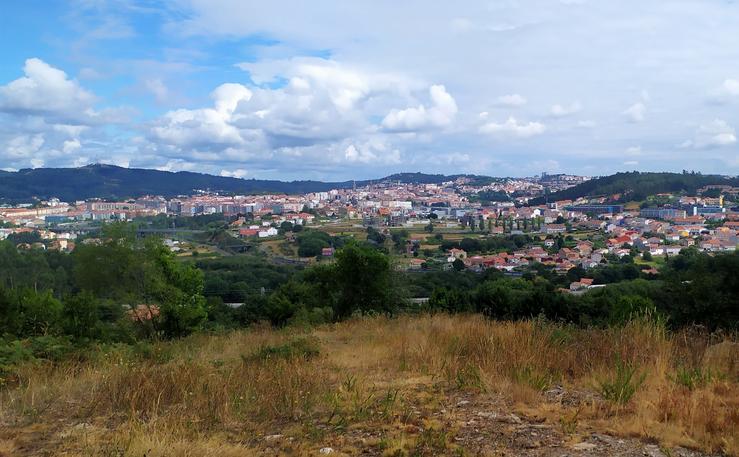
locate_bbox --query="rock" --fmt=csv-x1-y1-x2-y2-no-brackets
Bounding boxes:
319,447,334,454
498,414,522,424
572,442,598,451
457,400,471,407
643,444,667,457
264,434,283,441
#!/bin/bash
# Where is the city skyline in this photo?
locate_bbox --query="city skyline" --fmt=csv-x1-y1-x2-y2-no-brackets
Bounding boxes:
1,1,739,180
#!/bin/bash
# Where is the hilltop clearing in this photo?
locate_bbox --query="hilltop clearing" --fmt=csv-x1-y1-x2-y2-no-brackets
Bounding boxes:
1,315,736,456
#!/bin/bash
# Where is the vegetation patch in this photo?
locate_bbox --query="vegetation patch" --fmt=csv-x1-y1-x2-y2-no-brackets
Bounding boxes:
245,336,321,362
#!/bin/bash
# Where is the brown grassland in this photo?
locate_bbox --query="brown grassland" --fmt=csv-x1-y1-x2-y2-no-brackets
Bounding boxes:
0,315,737,456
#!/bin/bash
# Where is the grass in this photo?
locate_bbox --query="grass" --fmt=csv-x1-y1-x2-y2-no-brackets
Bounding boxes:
0,315,737,456
596,357,646,405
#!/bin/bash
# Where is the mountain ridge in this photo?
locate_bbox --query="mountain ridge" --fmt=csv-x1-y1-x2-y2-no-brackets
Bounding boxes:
0,164,487,202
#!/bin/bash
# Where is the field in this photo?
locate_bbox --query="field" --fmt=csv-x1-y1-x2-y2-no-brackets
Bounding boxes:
1,315,737,456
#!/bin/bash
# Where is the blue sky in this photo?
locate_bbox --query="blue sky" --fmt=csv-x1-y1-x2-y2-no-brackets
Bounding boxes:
1,0,738,180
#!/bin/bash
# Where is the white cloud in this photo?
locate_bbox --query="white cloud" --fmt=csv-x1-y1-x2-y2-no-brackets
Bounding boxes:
62,138,81,153
150,83,253,148
625,146,641,156
623,102,646,122
710,78,739,103
577,120,596,128
220,168,249,178
382,85,458,132
495,94,527,107
0,58,96,123
623,160,639,166
681,119,737,148
144,78,169,103
721,79,739,96
344,139,401,165
550,101,582,117
4,134,45,159
480,117,546,138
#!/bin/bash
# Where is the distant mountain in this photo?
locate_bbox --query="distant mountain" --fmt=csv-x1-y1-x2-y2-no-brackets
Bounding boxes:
528,171,739,205
0,165,486,202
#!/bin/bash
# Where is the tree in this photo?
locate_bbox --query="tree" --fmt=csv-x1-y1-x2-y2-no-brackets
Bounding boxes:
428,287,472,313
452,258,466,271
62,291,99,340
73,233,207,339
333,242,396,319
642,251,653,261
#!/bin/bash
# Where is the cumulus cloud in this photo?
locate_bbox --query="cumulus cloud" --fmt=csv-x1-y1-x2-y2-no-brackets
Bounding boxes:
220,168,248,178
681,119,736,148
4,134,45,159
550,101,582,117
143,58,429,173
495,94,527,107
344,139,401,165
150,83,253,148
237,57,405,112
623,102,646,122
0,58,96,122
480,117,546,138
0,58,134,171
709,78,739,103
382,85,458,132
62,138,81,153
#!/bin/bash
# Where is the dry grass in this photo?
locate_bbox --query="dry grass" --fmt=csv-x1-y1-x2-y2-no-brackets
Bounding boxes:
1,315,737,456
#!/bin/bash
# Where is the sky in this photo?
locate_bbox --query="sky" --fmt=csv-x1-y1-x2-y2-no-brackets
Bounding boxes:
1,0,738,181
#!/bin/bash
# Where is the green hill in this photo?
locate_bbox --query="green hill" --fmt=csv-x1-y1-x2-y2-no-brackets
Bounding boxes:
529,171,739,205
0,165,487,202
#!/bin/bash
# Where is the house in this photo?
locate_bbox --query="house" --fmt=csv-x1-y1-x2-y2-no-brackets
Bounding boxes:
128,304,160,322
321,247,335,257
258,227,279,238
239,228,259,237
545,224,567,234
448,248,467,261
569,277,595,291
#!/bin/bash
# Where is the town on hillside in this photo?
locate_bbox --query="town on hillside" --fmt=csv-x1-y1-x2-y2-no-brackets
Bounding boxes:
1,173,737,294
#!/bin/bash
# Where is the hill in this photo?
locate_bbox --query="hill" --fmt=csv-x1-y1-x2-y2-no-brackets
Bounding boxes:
1,315,735,455
0,165,480,202
529,171,739,205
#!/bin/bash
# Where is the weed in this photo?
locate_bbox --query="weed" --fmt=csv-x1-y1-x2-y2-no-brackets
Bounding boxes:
559,406,581,436
670,367,719,390
512,365,558,391
448,363,483,391
244,337,320,362
597,358,646,405
412,427,448,456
